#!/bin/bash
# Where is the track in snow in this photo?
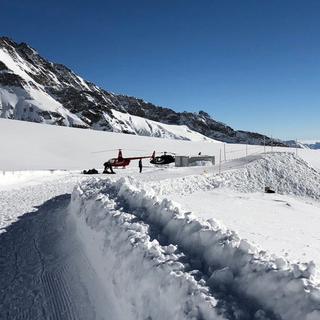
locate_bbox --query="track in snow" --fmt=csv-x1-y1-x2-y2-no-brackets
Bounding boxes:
105,185,280,320
0,194,118,320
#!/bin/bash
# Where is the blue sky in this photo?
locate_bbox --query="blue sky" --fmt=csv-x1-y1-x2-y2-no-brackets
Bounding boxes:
1,0,320,139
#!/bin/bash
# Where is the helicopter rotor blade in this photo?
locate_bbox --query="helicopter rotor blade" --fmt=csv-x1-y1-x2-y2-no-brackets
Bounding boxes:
91,149,120,154
91,148,150,154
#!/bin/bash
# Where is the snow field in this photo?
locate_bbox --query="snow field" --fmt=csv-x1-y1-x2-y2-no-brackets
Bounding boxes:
170,189,320,280
1,118,319,172
71,175,320,320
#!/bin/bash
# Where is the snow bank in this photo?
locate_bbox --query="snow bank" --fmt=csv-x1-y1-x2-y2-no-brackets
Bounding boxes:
148,153,320,200
71,177,320,320
71,179,224,320
221,153,320,199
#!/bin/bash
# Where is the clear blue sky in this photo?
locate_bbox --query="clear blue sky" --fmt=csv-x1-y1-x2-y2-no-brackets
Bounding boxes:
1,0,320,139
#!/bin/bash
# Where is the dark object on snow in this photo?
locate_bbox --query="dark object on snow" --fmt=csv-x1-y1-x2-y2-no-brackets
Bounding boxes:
150,154,175,165
139,158,143,173
83,168,99,174
103,161,115,174
265,187,276,194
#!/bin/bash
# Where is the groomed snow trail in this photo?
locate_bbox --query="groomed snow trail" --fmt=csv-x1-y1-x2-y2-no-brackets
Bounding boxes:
0,179,120,320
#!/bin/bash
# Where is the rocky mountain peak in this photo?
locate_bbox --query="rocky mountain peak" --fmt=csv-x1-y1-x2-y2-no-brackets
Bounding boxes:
0,36,287,146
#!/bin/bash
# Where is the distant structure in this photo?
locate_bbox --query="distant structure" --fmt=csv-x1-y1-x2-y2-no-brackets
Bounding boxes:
175,155,215,167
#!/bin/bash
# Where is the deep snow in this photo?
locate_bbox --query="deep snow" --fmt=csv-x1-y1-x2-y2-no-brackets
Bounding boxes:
171,189,320,275
71,174,320,320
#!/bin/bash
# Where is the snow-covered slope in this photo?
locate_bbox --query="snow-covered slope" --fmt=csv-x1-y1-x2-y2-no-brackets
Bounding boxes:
0,42,87,127
2,117,320,172
0,36,286,145
284,140,320,150
300,140,320,150
108,109,215,141
0,118,221,171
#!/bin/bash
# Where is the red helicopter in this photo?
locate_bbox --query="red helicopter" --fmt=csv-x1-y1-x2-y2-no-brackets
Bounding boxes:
106,149,155,168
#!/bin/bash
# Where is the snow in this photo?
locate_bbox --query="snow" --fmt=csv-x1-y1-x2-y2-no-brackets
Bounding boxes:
1,117,319,171
1,118,320,319
0,118,219,171
76,75,91,91
0,182,120,319
71,180,222,320
171,189,320,275
71,175,320,320
301,140,320,150
1,42,232,142
0,172,84,233
0,85,87,127
0,170,66,189
0,46,37,85
142,152,320,277
0,87,19,118
110,109,220,141
0,46,88,127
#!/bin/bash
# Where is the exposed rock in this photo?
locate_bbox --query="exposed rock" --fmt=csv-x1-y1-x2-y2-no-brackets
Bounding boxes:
0,36,287,146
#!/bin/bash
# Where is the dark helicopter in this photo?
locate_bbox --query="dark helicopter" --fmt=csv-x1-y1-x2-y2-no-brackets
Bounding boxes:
150,152,175,165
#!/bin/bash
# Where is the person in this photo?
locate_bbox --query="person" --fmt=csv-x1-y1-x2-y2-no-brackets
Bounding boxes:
138,158,143,173
103,161,115,174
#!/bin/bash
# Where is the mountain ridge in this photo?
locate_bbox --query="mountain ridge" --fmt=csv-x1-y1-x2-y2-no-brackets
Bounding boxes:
0,36,286,146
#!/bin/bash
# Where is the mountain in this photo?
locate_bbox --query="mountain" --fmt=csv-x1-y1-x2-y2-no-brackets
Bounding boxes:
0,36,286,146
300,140,320,150
284,140,320,150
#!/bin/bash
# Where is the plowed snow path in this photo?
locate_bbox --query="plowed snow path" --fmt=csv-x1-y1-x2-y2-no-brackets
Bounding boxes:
0,193,119,320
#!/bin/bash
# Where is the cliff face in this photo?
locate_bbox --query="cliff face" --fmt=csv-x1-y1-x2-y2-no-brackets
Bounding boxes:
0,36,285,145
